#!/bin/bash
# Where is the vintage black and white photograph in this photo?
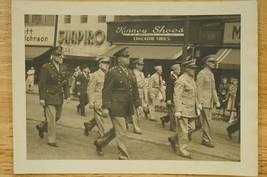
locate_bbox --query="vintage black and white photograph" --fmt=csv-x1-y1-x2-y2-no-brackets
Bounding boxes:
13,1,257,175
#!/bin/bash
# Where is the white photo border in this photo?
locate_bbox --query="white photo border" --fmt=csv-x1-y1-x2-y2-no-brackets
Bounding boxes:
12,0,258,176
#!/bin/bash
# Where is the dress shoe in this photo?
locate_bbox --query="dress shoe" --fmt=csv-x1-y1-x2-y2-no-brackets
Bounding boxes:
160,117,165,127
168,137,177,152
178,150,192,159
149,119,157,122
48,142,59,147
94,140,104,156
36,125,44,139
227,129,232,139
84,122,89,136
170,128,177,132
134,131,142,135
81,114,87,117
201,140,215,148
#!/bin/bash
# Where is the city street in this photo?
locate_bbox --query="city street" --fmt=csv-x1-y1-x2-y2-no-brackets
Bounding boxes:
26,90,240,161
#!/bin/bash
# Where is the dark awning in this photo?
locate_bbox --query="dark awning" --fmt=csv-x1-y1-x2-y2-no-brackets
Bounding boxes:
25,47,51,60
101,45,185,60
215,48,240,70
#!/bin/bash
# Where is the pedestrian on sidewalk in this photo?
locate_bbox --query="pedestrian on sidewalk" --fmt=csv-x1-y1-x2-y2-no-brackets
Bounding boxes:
93,47,142,160
84,57,110,137
148,65,164,121
36,46,71,147
160,64,181,131
227,78,238,124
131,58,146,135
168,59,200,159
196,55,220,148
26,66,35,92
76,65,90,116
226,82,240,143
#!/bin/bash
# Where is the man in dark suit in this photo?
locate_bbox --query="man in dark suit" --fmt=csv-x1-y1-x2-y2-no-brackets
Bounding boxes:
93,47,142,160
76,65,90,116
36,46,70,147
160,64,181,131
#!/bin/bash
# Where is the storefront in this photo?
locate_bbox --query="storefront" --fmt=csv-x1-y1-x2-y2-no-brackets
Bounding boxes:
102,20,200,79
24,24,56,82
56,15,113,74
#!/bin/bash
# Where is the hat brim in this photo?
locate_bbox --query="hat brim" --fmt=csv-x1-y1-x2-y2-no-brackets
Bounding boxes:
187,65,198,68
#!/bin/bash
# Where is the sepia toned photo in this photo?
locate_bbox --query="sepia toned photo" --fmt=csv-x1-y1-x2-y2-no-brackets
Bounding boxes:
13,1,257,175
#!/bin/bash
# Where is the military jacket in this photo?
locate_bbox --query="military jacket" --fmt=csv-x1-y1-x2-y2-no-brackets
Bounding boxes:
102,65,141,117
88,69,105,106
166,72,178,103
39,61,70,105
196,67,219,108
173,72,198,118
76,72,89,95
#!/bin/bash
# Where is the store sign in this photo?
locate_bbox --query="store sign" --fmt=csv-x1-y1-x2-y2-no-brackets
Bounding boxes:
200,22,223,44
223,22,240,44
107,21,200,44
24,26,55,46
57,29,106,46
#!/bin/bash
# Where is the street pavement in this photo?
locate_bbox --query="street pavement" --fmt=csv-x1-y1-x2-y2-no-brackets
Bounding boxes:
25,85,240,161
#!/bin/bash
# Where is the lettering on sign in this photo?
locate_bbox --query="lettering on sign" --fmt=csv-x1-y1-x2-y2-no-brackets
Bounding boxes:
58,30,106,46
116,26,184,37
24,27,54,46
223,22,240,44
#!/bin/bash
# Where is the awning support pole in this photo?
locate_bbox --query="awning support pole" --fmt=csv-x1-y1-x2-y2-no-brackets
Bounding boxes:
181,16,190,63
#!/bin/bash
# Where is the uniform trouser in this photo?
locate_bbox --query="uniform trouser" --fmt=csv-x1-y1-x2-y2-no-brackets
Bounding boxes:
38,105,62,143
132,107,142,133
170,117,195,153
96,116,129,160
84,104,107,137
167,104,176,130
199,108,213,143
148,92,157,120
78,93,88,115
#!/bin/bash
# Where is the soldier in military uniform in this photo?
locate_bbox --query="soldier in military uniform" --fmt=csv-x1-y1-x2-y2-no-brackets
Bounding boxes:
131,58,146,134
36,46,71,147
93,47,142,160
168,59,201,159
76,65,90,116
160,64,181,131
83,57,110,137
148,65,164,121
196,55,220,148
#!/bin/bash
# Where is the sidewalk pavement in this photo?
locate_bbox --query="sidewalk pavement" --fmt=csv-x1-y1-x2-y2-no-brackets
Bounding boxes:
26,85,240,161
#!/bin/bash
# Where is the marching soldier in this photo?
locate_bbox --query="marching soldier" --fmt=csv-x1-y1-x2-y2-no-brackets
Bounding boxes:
83,57,110,137
148,65,164,121
131,58,146,134
76,65,90,116
168,59,200,159
36,46,71,147
160,64,181,131
196,55,220,148
93,47,142,160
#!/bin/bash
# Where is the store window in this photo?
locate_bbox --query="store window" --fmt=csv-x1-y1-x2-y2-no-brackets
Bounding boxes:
98,15,106,23
24,15,30,25
44,15,55,25
32,15,42,25
81,15,88,23
64,15,71,24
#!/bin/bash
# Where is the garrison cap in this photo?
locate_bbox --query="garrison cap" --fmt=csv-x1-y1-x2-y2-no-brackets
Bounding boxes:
113,47,130,58
171,64,181,70
97,56,110,64
133,58,144,65
182,59,198,68
154,65,162,71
